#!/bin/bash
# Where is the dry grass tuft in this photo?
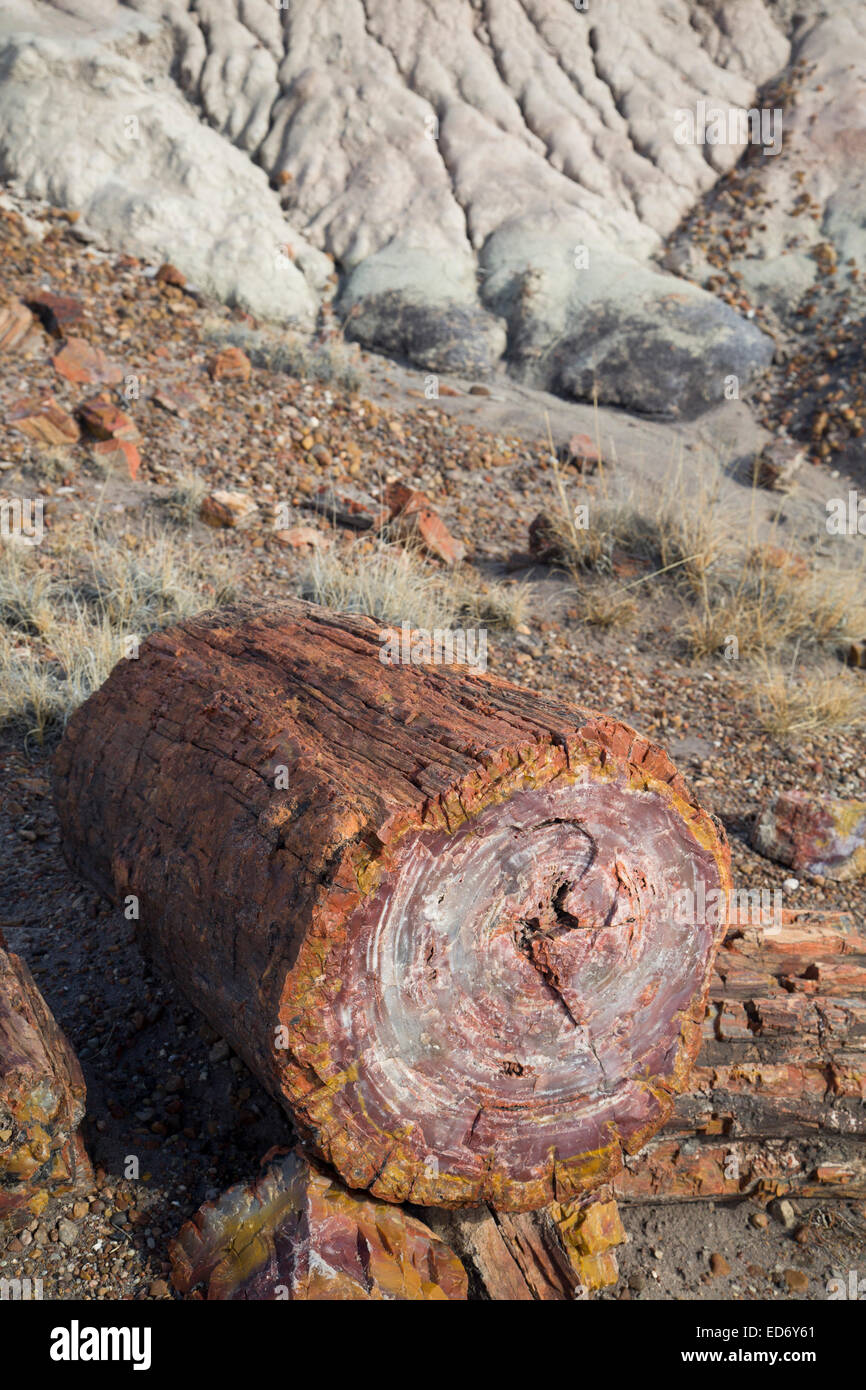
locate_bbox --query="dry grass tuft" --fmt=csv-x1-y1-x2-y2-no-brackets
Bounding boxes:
205,319,363,394
158,471,208,527
0,517,241,740
750,661,866,739
299,537,531,633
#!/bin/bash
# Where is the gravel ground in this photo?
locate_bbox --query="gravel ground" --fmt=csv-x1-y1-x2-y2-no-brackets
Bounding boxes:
1,187,864,1300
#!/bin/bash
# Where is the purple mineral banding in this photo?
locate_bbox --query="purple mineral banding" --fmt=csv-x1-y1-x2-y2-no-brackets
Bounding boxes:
318,777,723,1208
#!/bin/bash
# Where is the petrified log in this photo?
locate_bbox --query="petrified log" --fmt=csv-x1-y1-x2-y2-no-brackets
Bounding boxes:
0,930,92,1224
170,1148,467,1300
54,599,730,1211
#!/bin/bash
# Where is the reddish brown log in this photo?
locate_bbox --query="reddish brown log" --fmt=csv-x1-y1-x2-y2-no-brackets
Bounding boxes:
0,930,92,1224
54,599,730,1211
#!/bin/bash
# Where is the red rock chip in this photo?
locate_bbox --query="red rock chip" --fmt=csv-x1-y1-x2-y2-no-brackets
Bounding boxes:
207,347,251,383
52,338,124,387
25,292,84,338
275,525,331,549
92,439,141,481
384,481,466,564
77,392,140,442
7,393,80,445
0,301,39,353
199,490,258,528
155,263,187,288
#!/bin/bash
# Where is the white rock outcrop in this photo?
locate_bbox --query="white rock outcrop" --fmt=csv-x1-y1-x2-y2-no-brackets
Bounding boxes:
3,0,859,415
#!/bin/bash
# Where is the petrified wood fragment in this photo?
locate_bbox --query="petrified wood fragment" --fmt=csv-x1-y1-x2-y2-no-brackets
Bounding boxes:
170,1148,467,1300
54,599,730,1210
0,930,92,1223
614,910,866,1202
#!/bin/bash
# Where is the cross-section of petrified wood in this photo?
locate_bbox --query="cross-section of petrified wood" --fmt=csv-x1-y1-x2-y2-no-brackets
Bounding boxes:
170,1148,467,1300
0,930,92,1224
54,599,730,1211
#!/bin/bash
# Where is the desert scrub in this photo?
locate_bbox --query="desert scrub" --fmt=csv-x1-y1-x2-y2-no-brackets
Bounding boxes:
0,518,241,740
750,661,866,740
204,318,363,393
685,549,866,662
157,471,208,527
299,536,532,633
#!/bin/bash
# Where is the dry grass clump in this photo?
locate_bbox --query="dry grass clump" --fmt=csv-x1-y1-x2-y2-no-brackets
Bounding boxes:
299,536,531,633
546,425,866,692
0,519,241,741
204,319,363,394
750,661,866,740
300,538,458,631
572,580,638,629
460,576,532,630
158,471,208,527
685,552,866,662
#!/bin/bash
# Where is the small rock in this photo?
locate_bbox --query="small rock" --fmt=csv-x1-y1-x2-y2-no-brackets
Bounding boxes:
57,1219,78,1248
528,511,564,563
558,432,601,472
771,1198,797,1231
78,393,140,442
752,441,805,491
149,1278,170,1298
275,525,330,549
709,1253,730,1277
51,337,124,387
384,481,465,565
0,300,39,353
151,385,202,419
71,1201,89,1220
753,791,866,881
92,439,141,481
750,1211,769,1229
156,264,186,288
207,347,251,383
783,1268,808,1294
25,291,84,338
200,490,258,529
8,392,80,445
209,1039,230,1063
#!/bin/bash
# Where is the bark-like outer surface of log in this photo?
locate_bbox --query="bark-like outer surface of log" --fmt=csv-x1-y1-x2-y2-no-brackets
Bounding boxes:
54,600,731,1211
0,931,92,1222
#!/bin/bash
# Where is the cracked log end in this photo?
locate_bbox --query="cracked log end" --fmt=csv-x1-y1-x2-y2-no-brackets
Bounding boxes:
169,1148,467,1300
54,600,730,1211
288,745,729,1209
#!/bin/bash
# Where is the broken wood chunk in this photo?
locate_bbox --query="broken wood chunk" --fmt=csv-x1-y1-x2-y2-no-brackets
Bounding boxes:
169,1149,467,1300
